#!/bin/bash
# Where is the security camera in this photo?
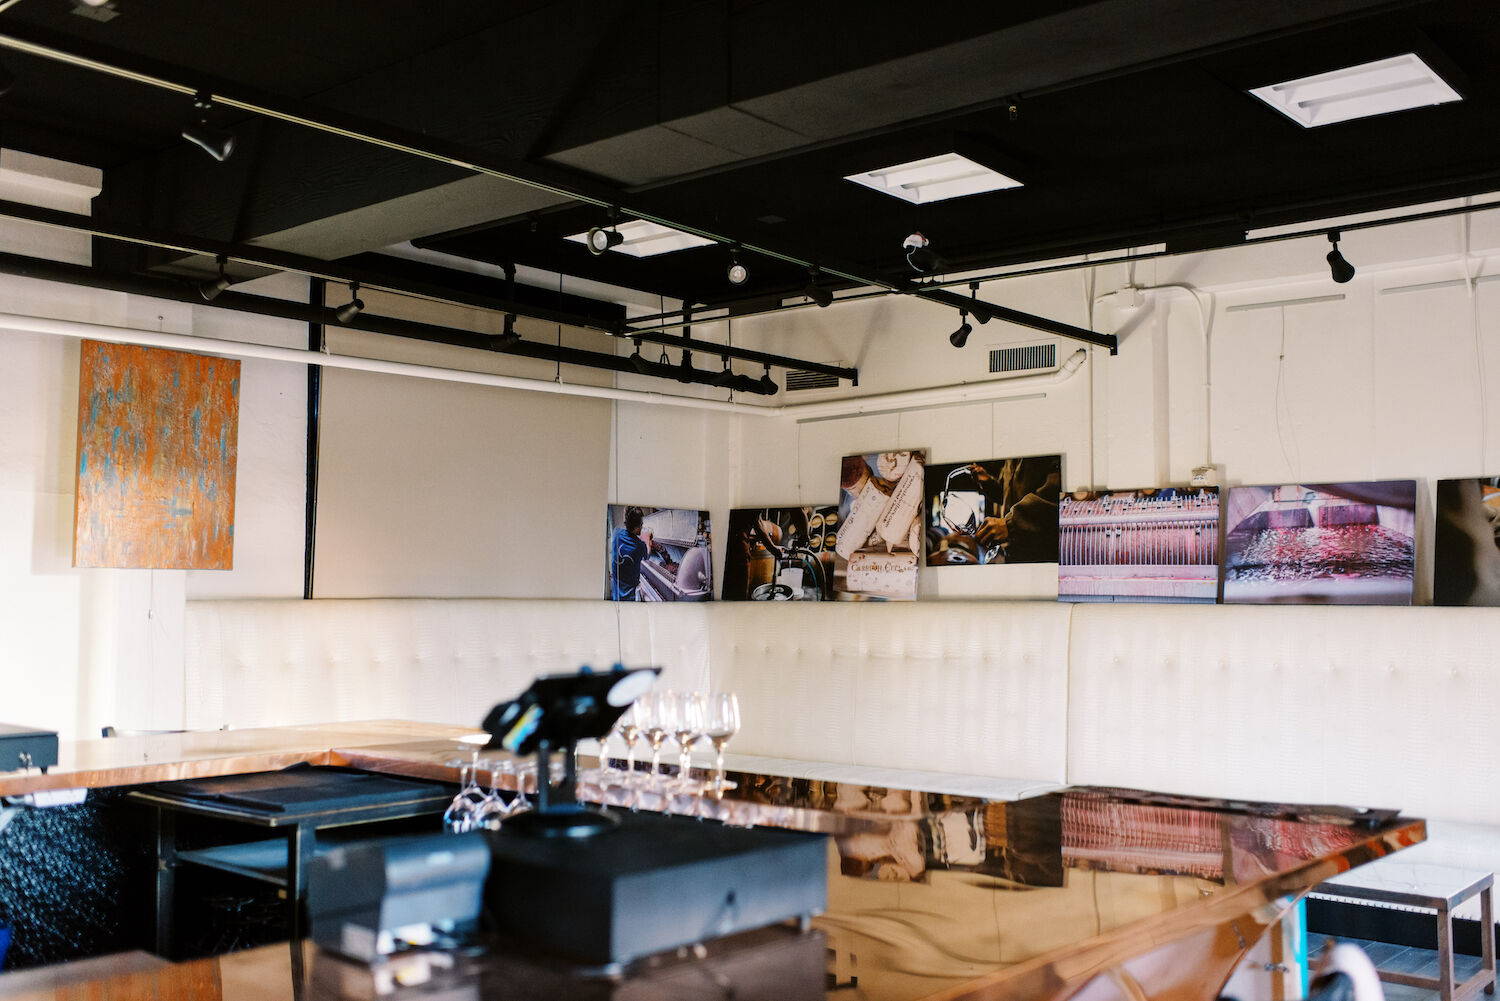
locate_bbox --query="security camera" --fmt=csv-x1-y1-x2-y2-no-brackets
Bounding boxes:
904,232,942,275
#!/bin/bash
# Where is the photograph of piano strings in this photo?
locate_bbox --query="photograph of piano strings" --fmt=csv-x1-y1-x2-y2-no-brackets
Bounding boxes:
604,504,713,602
721,505,839,601
1434,476,1500,605
1058,487,1220,603
1222,481,1416,605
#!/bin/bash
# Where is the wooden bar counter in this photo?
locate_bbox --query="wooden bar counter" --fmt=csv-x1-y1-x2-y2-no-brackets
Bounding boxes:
0,723,1426,1000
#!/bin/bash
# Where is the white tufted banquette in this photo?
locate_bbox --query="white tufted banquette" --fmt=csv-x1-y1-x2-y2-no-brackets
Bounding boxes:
185,596,1500,887
183,598,710,732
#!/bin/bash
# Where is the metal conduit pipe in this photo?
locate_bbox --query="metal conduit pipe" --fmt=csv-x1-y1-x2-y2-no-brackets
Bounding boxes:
0,312,1088,420
0,249,778,396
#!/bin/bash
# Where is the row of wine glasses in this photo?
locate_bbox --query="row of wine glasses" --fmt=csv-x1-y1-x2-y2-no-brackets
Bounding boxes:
602,690,740,793
442,749,532,832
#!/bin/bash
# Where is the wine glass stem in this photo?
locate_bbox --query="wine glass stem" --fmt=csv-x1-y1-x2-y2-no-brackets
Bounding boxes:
715,746,726,786
650,745,662,780
678,744,690,782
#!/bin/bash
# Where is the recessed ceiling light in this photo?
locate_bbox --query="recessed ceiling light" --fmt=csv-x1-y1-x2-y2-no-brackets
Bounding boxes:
565,219,714,257
1249,53,1461,128
845,152,1022,204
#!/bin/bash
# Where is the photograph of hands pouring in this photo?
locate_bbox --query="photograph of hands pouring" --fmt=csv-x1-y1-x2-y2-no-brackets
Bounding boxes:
444,667,744,836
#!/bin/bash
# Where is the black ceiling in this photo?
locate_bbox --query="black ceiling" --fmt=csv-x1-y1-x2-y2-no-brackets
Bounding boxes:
2,0,1499,329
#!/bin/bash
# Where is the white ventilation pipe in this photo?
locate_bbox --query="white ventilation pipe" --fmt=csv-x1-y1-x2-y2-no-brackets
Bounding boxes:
0,311,1088,420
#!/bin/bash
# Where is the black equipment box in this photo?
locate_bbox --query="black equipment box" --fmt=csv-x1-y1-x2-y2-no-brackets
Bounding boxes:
0,723,57,772
485,811,827,967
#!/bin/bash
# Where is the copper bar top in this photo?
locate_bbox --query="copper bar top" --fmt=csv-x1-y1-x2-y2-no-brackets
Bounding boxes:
0,721,484,796
0,724,1427,1000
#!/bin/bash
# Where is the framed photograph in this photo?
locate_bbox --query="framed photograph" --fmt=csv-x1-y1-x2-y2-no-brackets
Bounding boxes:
1222,481,1415,605
1058,487,1219,603
923,455,1061,566
722,506,839,600
1434,477,1500,605
605,505,712,601
834,450,927,600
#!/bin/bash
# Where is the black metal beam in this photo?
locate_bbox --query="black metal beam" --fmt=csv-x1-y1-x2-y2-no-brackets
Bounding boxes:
0,249,783,395
914,285,1118,354
0,198,853,379
303,278,322,600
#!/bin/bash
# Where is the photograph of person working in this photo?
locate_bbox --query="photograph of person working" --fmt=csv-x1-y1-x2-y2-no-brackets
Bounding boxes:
609,506,654,601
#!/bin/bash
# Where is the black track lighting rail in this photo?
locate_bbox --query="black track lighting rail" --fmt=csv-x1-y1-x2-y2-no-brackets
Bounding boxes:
0,197,852,382
0,246,712,386
0,23,1113,356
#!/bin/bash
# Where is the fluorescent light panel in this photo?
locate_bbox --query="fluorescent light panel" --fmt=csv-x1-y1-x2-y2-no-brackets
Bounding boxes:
1249,53,1461,128
845,152,1022,204
565,219,714,257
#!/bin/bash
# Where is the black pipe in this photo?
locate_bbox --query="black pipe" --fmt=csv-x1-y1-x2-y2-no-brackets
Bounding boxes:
303,279,322,600
0,249,781,396
0,197,854,381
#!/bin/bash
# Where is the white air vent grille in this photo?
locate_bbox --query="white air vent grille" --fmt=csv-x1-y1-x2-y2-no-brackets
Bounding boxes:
990,342,1058,376
785,368,841,392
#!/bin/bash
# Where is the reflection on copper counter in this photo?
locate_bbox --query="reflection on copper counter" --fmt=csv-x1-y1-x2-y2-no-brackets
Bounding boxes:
0,725,1427,1001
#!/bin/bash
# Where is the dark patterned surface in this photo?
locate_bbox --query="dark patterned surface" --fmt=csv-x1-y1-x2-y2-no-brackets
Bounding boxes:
0,791,153,970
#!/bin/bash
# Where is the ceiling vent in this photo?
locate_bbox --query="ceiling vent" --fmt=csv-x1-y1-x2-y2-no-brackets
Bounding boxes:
989,341,1058,377
785,367,842,392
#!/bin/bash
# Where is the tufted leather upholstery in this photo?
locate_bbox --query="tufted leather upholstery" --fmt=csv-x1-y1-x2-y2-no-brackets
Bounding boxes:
185,597,1073,788
186,597,1500,827
187,599,625,730
1066,603,1500,826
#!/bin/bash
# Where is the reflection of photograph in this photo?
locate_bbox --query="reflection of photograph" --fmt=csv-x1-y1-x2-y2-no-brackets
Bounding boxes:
834,450,927,601
604,505,712,602
1222,481,1415,605
1435,477,1500,606
1058,487,1219,603
923,455,1061,566
722,506,838,601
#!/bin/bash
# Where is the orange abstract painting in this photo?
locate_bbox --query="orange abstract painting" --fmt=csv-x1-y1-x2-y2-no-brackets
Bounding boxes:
73,340,240,569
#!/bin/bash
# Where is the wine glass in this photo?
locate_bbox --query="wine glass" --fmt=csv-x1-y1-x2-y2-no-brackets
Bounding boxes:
642,690,677,789
443,756,487,832
704,692,741,791
617,704,642,785
673,692,707,791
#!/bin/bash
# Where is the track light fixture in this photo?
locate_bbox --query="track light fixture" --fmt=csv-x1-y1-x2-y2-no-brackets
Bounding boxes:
628,339,652,374
727,247,748,286
1326,232,1356,284
966,281,992,324
495,313,520,348
803,268,832,308
198,254,232,301
586,226,624,255
711,355,735,387
758,363,777,395
181,91,236,162
334,282,364,324
950,313,972,348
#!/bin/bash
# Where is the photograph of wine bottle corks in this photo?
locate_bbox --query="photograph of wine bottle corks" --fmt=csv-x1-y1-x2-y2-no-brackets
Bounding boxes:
722,506,839,601
835,451,927,600
923,455,1062,568
605,505,713,602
